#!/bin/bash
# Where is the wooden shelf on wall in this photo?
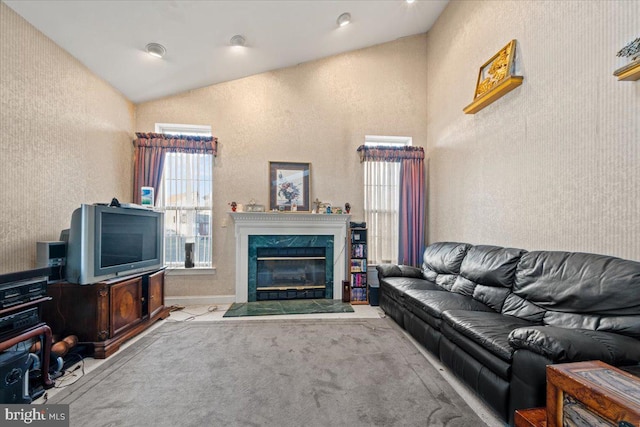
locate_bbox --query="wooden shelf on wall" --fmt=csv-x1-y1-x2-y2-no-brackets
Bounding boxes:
463,75,523,114
614,60,640,81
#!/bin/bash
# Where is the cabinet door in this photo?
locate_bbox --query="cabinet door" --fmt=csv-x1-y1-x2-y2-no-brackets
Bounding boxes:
110,277,142,337
147,270,164,319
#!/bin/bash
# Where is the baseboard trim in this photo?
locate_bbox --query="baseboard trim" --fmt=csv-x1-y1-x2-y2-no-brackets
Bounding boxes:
165,295,236,306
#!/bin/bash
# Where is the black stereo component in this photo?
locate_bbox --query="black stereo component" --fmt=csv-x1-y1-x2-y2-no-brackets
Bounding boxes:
0,307,39,337
0,277,48,309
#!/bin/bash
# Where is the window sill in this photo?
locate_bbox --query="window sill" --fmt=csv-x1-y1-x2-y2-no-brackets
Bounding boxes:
164,267,217,276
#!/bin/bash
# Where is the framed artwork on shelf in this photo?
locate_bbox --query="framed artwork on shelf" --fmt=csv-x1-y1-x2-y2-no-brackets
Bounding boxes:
269,161,310,212
473,40,517,99
463,39,523,114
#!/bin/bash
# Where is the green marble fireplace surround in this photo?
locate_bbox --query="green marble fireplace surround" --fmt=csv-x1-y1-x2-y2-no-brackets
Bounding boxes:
230,212,350,303
248,234,334,301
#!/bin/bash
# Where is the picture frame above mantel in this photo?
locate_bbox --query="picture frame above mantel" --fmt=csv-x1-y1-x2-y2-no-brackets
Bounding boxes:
269,161,311,212
464,39,524,114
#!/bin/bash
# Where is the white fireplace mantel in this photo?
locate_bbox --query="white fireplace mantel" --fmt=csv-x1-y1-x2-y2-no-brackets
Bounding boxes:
230,212,351,302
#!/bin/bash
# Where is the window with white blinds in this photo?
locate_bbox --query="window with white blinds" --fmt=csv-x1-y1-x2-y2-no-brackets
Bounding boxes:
364,161,400,265
156,124,213,268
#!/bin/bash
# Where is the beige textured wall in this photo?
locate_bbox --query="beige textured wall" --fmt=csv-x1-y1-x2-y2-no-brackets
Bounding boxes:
136,35,429,297
0,2,135,274
426,0,639,260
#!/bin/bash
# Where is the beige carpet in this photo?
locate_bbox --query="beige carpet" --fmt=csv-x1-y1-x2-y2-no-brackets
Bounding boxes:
49,318,488,426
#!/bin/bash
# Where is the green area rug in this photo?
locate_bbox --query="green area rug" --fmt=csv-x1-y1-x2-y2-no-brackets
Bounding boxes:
223,299,354,317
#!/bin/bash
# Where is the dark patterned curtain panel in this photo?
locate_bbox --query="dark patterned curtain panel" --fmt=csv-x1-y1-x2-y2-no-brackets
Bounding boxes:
398,157,425,267
132,132,218,204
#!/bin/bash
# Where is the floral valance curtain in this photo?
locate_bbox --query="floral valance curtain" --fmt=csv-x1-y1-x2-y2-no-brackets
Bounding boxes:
357,145,424,162
133,132,218,155
132,132,218,204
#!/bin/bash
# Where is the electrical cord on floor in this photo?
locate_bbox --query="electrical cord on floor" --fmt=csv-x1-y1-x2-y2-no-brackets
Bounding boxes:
151,305,219,337
53,353,85,389
181,305,218,321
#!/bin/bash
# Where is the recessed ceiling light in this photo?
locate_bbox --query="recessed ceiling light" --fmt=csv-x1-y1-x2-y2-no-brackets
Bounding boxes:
230,35,246,47
337,12,351,27
145,43,166,58
406,0,416,3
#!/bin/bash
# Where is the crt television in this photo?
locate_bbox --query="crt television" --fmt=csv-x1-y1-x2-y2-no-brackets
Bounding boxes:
65,204,164,284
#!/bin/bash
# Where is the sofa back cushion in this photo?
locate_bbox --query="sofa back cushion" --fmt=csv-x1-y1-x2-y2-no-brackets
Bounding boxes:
422,242,471,290
513,251,640,337
449,245,525,312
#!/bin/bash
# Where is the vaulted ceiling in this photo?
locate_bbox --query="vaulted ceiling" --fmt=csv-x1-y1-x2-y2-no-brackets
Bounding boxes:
5,0,448,103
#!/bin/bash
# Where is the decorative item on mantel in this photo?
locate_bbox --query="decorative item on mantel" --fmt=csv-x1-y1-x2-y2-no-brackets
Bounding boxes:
345,202,351,214
245,199,265,212
613,37,640,81
463,39,523,114
229,201,237,212
313,198,323,214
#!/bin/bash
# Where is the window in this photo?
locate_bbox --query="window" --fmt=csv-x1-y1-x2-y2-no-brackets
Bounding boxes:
156,124,213,268
363,135,412,265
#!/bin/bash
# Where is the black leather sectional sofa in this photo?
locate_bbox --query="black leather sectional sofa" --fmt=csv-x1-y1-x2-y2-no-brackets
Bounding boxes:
376,242,640,425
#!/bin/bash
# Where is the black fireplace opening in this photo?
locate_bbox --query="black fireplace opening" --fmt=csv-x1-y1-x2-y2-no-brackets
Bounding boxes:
256,247,326,301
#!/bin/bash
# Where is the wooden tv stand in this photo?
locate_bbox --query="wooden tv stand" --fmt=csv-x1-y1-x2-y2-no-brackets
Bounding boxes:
42,269,170,359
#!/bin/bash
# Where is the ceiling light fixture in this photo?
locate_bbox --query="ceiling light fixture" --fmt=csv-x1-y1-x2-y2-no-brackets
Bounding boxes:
145,42,166,58
337,12,351,27
230,35,246,47
406,0,416,4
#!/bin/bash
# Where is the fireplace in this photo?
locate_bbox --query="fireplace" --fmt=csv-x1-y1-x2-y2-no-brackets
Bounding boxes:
249,235,333,301
231,213,350,303
256,246,327,300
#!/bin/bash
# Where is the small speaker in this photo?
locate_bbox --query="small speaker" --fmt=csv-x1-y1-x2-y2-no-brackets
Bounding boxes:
184,243,194,268
36,241,66,283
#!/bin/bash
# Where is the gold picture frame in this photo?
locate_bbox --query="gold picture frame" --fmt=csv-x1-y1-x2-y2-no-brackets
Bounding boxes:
474,40,517,99
269,161,311,212
464,40,523,114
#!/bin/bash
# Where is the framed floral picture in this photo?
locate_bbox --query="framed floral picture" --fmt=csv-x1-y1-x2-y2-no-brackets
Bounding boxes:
269,161,310,212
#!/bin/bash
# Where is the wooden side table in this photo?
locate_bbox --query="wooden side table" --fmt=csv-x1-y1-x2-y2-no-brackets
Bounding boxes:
546,360,640,427
514,407,546,427
515,361,640,427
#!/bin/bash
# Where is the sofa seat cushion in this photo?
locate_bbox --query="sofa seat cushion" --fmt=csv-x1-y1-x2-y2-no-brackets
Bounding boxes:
379,279,440,311
442,310,539,362
403,290,494,323
379,277,442,297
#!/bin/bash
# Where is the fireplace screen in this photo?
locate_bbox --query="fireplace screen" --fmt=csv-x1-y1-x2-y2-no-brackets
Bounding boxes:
256,247,326,300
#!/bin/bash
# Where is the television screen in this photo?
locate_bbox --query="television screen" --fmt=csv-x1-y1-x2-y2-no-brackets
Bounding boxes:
100,211,159,268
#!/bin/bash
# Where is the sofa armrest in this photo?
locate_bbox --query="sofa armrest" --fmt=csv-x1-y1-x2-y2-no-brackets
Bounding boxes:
376,264,422,279
508,326,640,365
